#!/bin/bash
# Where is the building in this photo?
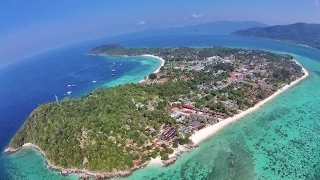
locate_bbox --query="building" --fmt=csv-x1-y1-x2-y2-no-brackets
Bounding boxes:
181,104,194,110
147,103,155,111
231,71,247,83
136,102,144,110
190,121,201,130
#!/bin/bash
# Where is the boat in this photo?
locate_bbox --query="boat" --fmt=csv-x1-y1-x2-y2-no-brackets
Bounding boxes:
67,84,72,87
72,84,76,87
120,63,122,66
92,81,97,83
67,91,72,95
112,74,114,76
111,69,116,72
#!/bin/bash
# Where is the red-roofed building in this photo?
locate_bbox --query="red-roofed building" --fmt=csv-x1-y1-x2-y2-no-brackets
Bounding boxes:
184,110,191,114
182,104,194,110
231,72,236,82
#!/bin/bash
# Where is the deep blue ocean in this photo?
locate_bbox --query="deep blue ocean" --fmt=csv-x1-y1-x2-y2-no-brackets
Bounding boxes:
1,34,320,179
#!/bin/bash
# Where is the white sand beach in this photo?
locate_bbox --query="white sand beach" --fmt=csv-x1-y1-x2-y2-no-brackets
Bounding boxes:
190,60,309,144
148,145,187,166
142,54,165,74
148,59,309,166
139,54,165,83
148,156,163,166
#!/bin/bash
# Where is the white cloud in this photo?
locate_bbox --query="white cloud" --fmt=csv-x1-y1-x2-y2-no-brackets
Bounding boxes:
191,14,203,18
173,14,203,21
137,21,146,25
314,0,319,6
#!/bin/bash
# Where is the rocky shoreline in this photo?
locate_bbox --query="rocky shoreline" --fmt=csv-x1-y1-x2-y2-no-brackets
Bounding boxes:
4,147,21,154
162,143,199,167
4,143,148,179
4,142,199,179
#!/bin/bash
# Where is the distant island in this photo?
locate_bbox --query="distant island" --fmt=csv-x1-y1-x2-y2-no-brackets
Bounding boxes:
107,21,268,42
233,22,320,50
5,45,308,179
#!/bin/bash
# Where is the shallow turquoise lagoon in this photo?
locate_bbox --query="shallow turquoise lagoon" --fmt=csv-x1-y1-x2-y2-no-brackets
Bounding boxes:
102,56,161,88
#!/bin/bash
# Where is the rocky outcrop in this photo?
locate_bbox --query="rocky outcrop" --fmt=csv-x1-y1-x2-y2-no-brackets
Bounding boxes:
4,147,21,154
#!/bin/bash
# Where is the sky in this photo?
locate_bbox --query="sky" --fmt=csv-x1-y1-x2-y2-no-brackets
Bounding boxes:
0,0,319,65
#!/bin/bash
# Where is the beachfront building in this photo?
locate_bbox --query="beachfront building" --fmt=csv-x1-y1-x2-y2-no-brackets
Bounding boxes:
190,121,201,130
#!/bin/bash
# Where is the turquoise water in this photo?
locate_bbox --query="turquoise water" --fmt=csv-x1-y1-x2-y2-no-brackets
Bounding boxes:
2,148,79,180
2,35,320,179
102,56,161,88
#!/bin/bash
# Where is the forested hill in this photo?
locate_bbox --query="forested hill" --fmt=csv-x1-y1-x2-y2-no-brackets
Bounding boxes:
88,44,125,55
233,23,320,50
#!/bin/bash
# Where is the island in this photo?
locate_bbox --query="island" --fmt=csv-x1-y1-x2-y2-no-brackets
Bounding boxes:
5,45,308,179
233,22,320,50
